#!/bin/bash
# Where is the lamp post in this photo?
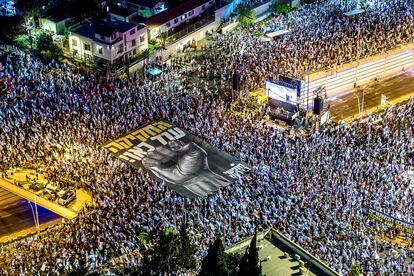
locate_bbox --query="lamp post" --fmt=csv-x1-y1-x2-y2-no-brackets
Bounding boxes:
356,89,365,118
25,17,34,49
305,55,311,127
27,198,40,234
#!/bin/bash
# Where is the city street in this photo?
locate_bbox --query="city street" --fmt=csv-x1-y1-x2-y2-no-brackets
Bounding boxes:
328,68,414,121
0,168,92,243
0,168,91,220
0,187,60,242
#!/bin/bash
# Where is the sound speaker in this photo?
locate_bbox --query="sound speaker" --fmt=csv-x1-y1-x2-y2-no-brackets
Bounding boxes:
313,97,323,115
232,73,241,91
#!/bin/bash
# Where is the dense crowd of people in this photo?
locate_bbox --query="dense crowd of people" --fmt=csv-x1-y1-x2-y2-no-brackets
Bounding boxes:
0,0,414,275
193,0,414,92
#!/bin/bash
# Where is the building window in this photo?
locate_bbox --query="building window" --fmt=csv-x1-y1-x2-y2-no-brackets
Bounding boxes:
174,18,178,24
133,49,136,55
188,10,194,16
140,34,145,43
131,39,136,46
111,33,117,40
84,43,91,51
98,46,103,54
166,22,170,28
72,38,77,46
130,29,135,35
181,14,187,20
202,4,206,10
117,44,123,54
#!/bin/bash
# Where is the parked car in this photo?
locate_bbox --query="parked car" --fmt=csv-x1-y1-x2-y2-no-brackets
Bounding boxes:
35,182,45,189
45,183,60,194
43,189,57,201
23,182,36,191
58,190,76,206
43,183,60,201
29,184,44,196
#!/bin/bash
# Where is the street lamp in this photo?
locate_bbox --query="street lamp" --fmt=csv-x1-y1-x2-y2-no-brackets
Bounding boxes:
27,198,40,234
356,89,365,117
25,17,34,49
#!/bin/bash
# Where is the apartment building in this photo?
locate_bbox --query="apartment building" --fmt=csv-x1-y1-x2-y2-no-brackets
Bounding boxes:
145,0,215,40
69,18,148,64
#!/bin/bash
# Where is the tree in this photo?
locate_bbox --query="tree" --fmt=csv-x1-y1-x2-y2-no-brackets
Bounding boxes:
237,248,250,276
199,238,229,276
0,15,25,42
273,3,291,14
34,31,53,51
14,34,30,48
14,0,39,17
157,227,181,274
349,262,361,276
33,31,61,58
237,233,262,276
237,6,256,27
225,252,243,276
247,232,261,276
140,227,181,275
139,224,199,276
176,222,197,271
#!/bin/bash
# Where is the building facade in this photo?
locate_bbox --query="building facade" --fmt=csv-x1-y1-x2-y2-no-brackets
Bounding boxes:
39,17,70,35
118,0,166,18
69,18,148,65
145,0,215,40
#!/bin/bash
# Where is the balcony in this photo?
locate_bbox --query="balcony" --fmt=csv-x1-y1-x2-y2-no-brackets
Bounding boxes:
160,11,215,46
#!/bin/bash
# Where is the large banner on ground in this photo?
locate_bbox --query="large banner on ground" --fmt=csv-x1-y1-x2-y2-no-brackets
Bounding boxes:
362,206,414,235
104,121,251,198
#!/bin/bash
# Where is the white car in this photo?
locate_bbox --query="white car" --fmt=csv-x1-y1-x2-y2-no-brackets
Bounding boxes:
58,190,76,206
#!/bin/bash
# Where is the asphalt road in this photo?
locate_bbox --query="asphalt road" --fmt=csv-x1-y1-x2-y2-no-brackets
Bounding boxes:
0,187,60,238
327,69,414,121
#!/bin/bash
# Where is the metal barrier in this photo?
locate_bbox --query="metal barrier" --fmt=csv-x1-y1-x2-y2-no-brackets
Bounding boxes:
299,43,414,108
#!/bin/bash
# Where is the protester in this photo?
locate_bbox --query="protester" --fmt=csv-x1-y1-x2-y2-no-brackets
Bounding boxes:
189,0,414,92
0,0,414,274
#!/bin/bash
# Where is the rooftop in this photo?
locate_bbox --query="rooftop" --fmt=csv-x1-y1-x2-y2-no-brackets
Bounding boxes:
145,0,211,28
124,0,165,9
110,7,136,17
72,18,138,42
226,229,338,276
41,7,70,22
129,14,148,24
234,238,318,276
